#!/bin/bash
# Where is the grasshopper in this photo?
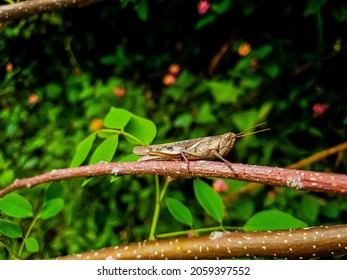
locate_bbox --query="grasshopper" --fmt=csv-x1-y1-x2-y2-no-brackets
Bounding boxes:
133,123,270,172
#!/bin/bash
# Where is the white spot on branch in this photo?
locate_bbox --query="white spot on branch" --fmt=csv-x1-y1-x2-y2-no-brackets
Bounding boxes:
112,167,120,175
209,231,223,240
286,177,304,189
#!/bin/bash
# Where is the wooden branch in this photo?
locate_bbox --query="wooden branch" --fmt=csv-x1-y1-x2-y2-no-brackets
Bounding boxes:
0,0,108,21
55,224,347,259
223,141,347,203
1,161,347,197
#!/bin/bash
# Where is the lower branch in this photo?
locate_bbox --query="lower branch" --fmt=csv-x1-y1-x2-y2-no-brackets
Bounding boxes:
0,0,108,21
1,161,347,197
56,224,347,260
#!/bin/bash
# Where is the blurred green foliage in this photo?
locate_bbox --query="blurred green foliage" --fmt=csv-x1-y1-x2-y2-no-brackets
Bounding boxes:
0,0,347,259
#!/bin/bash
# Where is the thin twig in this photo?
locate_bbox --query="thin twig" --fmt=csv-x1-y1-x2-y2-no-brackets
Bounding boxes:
1,161,347,198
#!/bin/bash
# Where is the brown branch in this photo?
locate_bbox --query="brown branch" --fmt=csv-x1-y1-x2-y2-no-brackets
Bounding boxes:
287,141,347,169
209,32,237,76
1,161,347,197
223,141,347,203
0,0,108,21
55,224,347,259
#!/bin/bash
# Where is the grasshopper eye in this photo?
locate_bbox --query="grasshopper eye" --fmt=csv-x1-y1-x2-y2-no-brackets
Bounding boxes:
166,147,174,151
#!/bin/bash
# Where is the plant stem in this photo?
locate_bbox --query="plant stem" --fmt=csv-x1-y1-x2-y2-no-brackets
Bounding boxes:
18,215,38,258
148,176,172,240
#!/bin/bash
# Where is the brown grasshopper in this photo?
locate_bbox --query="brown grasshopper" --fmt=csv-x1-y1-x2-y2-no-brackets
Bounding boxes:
133,123,270,172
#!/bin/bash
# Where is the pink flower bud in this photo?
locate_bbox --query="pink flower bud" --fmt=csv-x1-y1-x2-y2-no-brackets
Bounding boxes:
212,179,229,193
312,103,328,117
197,0,210,15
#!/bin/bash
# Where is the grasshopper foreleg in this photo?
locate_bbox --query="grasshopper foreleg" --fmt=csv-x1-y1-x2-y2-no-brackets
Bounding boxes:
212,151,235,172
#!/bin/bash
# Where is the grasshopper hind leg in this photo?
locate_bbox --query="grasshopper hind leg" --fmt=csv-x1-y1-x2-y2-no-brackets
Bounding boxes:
180,152,191,173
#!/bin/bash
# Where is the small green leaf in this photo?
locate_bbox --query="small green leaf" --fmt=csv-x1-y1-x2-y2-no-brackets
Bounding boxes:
25,237,39,253
331,3,347,22
70,133,96,167
207,81,244,104
263,63,280,78
89,135,119,164
321,201,340,219
239,76,262,89
243,210,308,231
103,107,132,129
0,193,33,218
174,113,193,128
300,195,320,222
0,219,23,238
304,0,327,17
0,169,14,187
211,0,233,14
233,198,255,221
45,183,64,201
196,102,217,124
195,14,216,30
258,101,274,121
45,83,62,99
82,177,94,187
38,198,64,220
231,109,258,131
252,45,273,59
124,115,156,145
135,2,149,21
194,179,224,223
165,197,193,227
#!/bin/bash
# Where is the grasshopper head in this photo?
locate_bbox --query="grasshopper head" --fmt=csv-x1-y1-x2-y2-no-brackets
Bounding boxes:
218,132,236,157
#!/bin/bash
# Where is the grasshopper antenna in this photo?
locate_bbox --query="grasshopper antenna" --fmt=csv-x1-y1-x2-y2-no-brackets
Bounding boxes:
235,122,270,139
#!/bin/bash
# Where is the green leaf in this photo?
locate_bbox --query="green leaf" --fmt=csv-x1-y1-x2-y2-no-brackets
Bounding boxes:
103,107,132,129
45,183,64,201
304,0,327,17
233,198,255,221
0,169,14,187
195,14,216,30
263,63,280,78
196,102,217,124
0,194,33,218
165,197,193,227
38,198,64,220
252,45,273,59
243,210,308,231
0,219,22,238
70,133,96,167
211,0,233,14
174,113,193,128
82,177,94,187
321,201,340,219
331,3,347,22
89,135,119,164
194,179,224,223
45,83,62,99
239,76,262,89
300,195,320,222
207,81,244,104
231,109,258,131
25,237,39,253
124,115,156,145
135,2,149,21
258,101,274,121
